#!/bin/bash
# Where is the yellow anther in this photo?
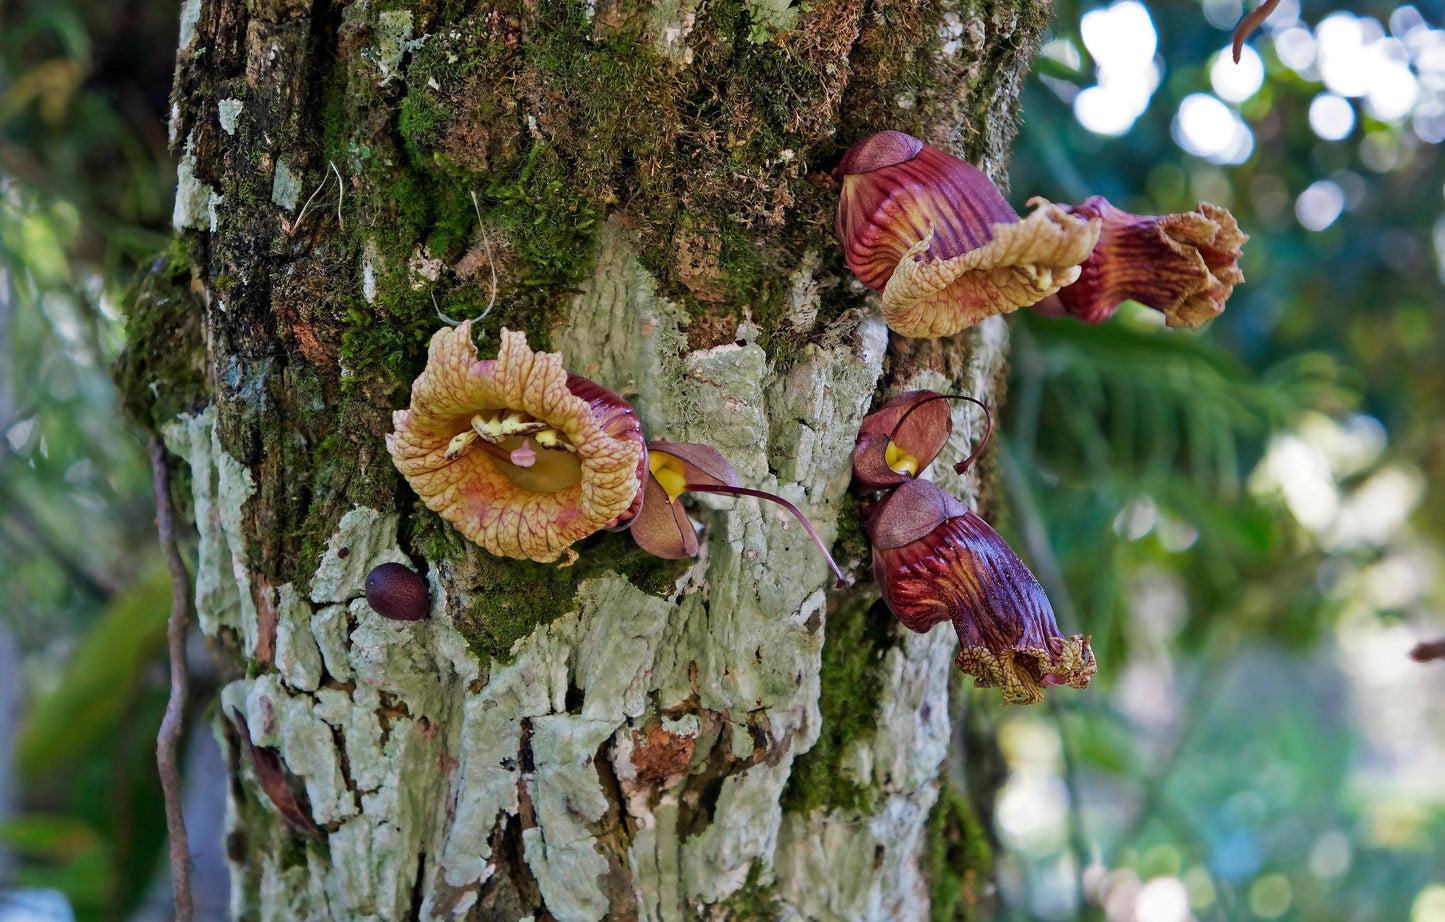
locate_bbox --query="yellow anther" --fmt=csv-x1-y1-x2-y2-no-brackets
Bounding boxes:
446,429,479,461
648,452,689,502
885,441,920,477
534,429,577,452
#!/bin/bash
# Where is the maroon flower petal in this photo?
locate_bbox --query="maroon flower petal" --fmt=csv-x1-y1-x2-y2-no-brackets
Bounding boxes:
853,391,955,490
628,470,698,559
835,131,1100,338
1056,197,1247,328
870,479,1095,705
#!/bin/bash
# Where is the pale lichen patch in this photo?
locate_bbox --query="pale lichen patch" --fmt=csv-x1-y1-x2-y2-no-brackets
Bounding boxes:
172,135,215,232
271,158,300,210
310,507,412,605
275,582,323,691
310,604,353,682
218,97,244,134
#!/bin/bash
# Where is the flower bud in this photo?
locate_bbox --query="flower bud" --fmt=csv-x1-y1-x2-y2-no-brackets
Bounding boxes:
852,390,954,490
365,562,429,621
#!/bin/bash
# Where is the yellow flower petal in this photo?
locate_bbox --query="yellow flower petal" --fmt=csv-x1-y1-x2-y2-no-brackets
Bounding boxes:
879,199,1101,338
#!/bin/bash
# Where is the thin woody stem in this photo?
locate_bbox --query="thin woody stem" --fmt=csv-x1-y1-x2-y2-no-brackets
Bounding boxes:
1410,638,1445,662
684,483,852,588
890,392,995,475
149,436,194,922
1231,0,1281,63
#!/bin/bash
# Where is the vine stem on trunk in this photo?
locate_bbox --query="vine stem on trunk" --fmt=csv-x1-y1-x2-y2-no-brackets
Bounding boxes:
149,435,194,922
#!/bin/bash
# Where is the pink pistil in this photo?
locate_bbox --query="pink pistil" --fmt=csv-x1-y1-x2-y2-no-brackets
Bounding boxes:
510,439,537,468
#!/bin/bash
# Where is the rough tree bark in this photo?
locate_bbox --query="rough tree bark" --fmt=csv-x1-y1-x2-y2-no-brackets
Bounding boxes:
121,0,1050,918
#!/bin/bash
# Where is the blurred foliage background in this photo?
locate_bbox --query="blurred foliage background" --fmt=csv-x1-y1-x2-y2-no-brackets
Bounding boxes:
0,0,1442,920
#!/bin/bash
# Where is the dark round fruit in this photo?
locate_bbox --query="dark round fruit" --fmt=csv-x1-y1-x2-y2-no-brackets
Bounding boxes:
364,563,429,621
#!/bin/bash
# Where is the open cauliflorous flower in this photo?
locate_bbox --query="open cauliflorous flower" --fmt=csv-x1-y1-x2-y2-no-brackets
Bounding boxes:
835,130,1100,338
1055,196,1247,328
386,323,645,564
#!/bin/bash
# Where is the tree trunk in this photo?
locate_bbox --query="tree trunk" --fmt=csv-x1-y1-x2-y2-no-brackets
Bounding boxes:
126,0,1049,918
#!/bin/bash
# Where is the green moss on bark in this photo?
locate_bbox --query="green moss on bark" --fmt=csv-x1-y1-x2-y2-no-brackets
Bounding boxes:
115,247,209,432
924,784,994,921
781,597,894,814
411,505,690,660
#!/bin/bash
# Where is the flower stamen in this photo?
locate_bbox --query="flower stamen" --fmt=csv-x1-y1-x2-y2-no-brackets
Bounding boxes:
885,442,920,477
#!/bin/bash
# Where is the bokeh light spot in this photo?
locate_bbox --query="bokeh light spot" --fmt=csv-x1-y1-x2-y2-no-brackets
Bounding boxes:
1081,0,1156,69
1212,45,1264,102
1308,830,1352,879
1173,93,1254,164
1273,25,1318,72
1296,180,1345,231
1309,93,1356,140
1135,877,1190,922
1248,873,1293,919
1413,885,1445,922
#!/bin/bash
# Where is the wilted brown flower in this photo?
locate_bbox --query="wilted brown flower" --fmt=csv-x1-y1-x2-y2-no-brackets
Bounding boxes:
1055,196,1247,328
835,130,1100,338
386,323,645,564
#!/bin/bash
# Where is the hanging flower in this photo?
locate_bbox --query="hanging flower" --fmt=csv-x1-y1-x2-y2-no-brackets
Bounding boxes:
853,390,1094,704
387,323,646,565
835,130,1101,338
1054,196,1247,328
869,478,1096,705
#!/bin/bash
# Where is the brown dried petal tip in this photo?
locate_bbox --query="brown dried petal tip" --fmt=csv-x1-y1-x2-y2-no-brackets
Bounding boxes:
1056,197,1247,328
870,479,1096,705
836,131,1100,338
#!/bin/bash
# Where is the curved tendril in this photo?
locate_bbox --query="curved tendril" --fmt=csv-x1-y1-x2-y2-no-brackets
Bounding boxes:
888,392,995,476
683,483,853,589
433,192,500,328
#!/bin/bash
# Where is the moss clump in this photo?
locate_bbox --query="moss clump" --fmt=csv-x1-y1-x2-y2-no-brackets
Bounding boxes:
711,859,783,922
829,493,869,574
924,785,994,922
414,506,690,661
115,247,209,431
781,597,893,814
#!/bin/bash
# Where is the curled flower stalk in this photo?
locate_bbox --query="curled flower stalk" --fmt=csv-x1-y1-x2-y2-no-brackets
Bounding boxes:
835,130,1100,338
387,323,645,564
1055,196,1247,328
854,390,1094,704
631,440,852,589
